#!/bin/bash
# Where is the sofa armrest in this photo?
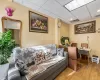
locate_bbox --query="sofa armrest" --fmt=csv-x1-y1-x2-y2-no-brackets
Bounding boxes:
64,51,68,66
8,62,21,80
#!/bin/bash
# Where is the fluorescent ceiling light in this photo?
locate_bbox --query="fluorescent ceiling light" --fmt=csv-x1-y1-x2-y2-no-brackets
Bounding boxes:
64,0,95,11
97,9,100,12
70,18,73,21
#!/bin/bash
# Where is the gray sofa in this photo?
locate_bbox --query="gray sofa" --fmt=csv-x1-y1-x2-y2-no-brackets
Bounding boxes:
8,44,68,80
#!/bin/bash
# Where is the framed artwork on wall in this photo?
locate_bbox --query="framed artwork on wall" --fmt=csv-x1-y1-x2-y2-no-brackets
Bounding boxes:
29,11,48,33
74,21,96,34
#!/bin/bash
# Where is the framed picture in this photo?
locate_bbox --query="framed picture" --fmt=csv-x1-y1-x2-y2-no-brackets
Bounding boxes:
74,21,96,34
29,11,48,33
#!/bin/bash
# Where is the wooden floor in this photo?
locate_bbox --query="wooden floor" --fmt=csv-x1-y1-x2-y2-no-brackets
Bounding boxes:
56,63,100,80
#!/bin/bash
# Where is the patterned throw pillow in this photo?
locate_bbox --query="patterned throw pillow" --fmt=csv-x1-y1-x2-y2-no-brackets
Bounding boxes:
57,48,64,57
44,44,57,56
34,50,45,65
45,49,52,60
22,48,35,66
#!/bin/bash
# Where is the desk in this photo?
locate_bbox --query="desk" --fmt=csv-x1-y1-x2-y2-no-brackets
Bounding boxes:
78,48,91,64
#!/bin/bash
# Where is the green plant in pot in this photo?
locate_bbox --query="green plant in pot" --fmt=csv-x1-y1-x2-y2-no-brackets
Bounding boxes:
0,30,16,65
60,36,70,46
61,36,65,45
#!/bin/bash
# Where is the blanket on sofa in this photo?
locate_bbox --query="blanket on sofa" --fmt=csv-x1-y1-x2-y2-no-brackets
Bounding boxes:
26,56,66,80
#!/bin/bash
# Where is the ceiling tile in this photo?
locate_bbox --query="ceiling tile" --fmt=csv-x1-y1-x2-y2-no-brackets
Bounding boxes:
28,0,48,6
14,0,98,24
56,0,72,5
13,0,23,4
87,0,100,17
42,0,76,21
22,0,40,10
38,8,59,18
13,0,40,10
61,18,71,24
71,6,91,21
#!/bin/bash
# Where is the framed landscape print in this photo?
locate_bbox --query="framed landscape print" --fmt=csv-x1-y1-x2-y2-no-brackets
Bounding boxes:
29,11,48,33
74,21,96,34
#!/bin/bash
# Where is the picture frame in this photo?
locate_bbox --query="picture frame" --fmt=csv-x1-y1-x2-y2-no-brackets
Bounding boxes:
74,21,96,34
29,11,48,33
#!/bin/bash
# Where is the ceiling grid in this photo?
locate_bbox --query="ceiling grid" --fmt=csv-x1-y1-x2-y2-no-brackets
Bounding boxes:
13,0,100,24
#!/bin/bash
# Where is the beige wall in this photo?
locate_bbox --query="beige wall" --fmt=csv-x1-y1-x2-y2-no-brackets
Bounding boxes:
0,0,56,47
69,18,100,58
60,21,69,37
58,21,69,45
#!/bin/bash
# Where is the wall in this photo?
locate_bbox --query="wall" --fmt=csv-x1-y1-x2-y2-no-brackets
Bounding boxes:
0,0,56,47
58,21,69,45
60,21,69,37
69,18,100,57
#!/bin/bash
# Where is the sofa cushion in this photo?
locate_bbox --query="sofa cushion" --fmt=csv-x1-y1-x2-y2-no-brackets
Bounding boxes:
26,56,66,80
29,56,67,80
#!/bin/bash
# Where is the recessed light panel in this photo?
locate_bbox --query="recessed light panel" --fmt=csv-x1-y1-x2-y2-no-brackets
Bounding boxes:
65,0,95,11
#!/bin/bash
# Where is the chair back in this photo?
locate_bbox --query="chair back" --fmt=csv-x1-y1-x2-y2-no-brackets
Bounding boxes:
68,47,77,59
81,43,88,48
71,43,77,47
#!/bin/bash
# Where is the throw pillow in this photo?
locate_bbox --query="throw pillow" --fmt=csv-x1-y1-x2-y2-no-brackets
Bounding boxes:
34,50,45,65
57,48,64,57
22,48,35,67
44,44,57,56
45,49,52,60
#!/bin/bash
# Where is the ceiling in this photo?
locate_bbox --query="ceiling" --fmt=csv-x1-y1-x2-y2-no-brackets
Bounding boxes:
13,0,100,24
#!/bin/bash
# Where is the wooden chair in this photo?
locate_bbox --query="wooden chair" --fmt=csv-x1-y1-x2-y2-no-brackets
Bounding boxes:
81,43,88,48
71,43,80,59
68,47,81,71
71,43,77,47
68,47,77,71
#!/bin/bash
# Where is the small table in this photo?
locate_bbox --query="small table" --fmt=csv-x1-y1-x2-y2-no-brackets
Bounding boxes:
78,48,91,64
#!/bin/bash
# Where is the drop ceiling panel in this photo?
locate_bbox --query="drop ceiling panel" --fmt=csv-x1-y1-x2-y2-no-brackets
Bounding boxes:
13,0,23,4
56,0,72,5
87,0,100,17
22,0,40,10
13,0,99,24
42,0,76,21
61,18,71,24
38,8,59,18
71,6,91,21
28,0,48,6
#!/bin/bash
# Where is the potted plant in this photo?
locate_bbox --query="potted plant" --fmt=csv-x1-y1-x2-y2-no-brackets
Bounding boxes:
60,36,70,47
0,30,16,65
